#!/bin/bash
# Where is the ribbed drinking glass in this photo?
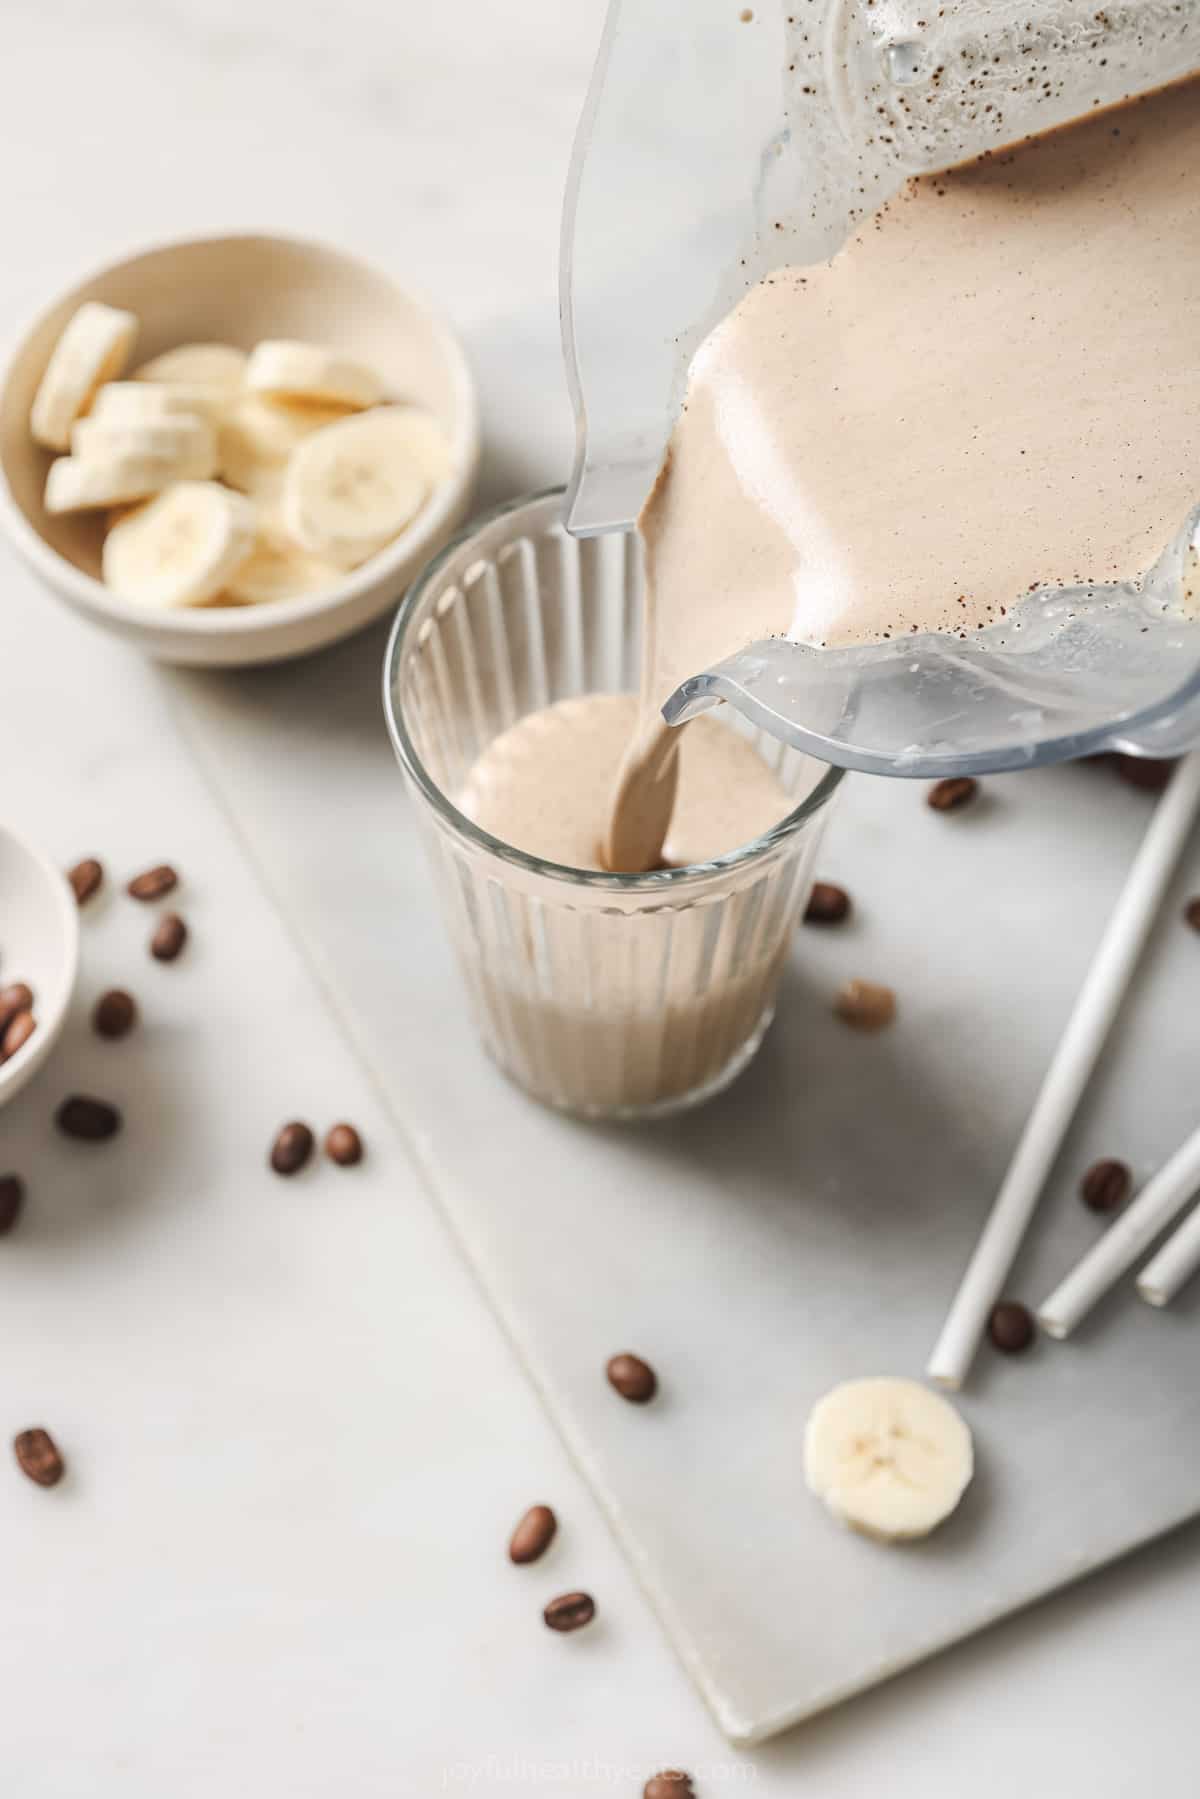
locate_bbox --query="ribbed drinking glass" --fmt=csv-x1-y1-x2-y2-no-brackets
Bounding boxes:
383,489,842,1119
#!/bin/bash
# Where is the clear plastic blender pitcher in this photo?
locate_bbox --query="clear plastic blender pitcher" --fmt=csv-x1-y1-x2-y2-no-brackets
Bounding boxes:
560,0,1200,776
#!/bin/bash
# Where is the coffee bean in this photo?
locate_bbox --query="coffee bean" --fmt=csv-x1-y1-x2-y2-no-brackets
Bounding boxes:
270,1121,314,1176
644,1774,696,1799
67,857,103,905
928,775,979,812
13,1427,63,1487
127,863,178,901
606,1352,658,1404
1,1010,36,1062
509,1503,557,1565
804,881,851,925
834,978,896,1032
324,1122,363,1167
1184,897,1200,932
1080,1157,1131,1215
56,1095,121,1142
150,913,187,962
0,982,34,1033
0,1175,24,1235
988,1300,1035,1354
543,1591,595,1632
509,1503,557,1564
1111,753,1175,793
92,989,138,1040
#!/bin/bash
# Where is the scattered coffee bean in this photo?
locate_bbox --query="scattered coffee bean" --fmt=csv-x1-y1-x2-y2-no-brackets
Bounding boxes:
543,1591,595,1633
0,982,34,1033
606,1352,658,1404
127,863,179,901
1080,1157,1131,1215
56,1095,121,1142
644,1774,696,1799
834,978,896,1032
804,881,852,926
324,1122,363,1167
509,1504,557,1565
270,1121,314,1176
92,989,138,1040
1110,753,1175,793
988,1300,1035,1355
1184,897,1200,932
1,1010,36,1062
13,1427,64,1487
150,913,187,962
928,775,979,812
0,1175,24,1235
67,857,103,905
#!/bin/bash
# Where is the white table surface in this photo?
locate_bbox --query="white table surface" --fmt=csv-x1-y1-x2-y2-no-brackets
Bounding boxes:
1,0,1197,1791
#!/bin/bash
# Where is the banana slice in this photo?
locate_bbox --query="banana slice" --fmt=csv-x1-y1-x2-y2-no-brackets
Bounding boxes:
217,394,351,499
226,521,342,605
72,414,218,478
45,452,182,513
133,342,247,392
31,302,139,451
804,1377,973,1542
106,499,149,532
245,340,383,410
91,381,228,426
101,481,256,608
282,406,440,568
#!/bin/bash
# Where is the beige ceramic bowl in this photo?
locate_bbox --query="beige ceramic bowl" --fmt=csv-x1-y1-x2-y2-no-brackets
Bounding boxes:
0,234,481,666
0,823,79,1111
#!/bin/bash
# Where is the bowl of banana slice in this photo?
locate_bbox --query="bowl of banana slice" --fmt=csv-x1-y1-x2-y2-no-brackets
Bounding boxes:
0,233,481,665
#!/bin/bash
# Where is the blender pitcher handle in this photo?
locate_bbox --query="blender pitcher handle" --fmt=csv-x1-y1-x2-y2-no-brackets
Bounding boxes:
560,0,792,537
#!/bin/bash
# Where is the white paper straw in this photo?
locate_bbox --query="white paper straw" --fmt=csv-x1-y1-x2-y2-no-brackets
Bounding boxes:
927,750,1200,1387
1039,1121,1200,1333
1135,1167,1200,1308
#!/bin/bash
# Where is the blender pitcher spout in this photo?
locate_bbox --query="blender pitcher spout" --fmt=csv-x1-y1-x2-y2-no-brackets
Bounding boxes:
660,519,1200,783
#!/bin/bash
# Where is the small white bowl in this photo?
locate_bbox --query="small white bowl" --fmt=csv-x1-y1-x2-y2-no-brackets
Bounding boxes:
0,825,79,1109
0,233,481,666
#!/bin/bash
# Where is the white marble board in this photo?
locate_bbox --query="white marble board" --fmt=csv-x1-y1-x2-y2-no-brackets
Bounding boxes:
175,621,1200,1744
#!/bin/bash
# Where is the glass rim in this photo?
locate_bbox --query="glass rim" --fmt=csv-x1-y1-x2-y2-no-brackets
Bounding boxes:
381,486,845,894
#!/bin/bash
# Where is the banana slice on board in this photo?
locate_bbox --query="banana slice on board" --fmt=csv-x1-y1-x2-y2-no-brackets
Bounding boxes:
282,406,443,568
217,395,351,500
72,414,218,478
225,522,342,605
91,381,228,426
31,302,139,451
804,1376,973,1542
245,340,383,410
101,481,256,608
133,342,247,393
